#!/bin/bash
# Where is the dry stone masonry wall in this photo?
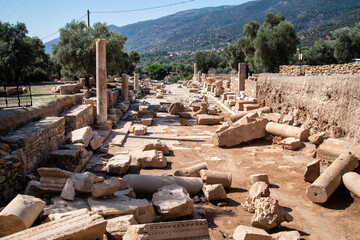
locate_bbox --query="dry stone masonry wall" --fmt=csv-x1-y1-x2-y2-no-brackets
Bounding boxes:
280,63,360,76
1,117,65,173
256,74,360,141
60,104,93,134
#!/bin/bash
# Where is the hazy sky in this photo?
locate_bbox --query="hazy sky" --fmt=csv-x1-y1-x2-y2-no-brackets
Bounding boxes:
0,0,250,41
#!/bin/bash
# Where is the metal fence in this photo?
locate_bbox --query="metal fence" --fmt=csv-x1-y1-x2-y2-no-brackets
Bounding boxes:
0,82,32,108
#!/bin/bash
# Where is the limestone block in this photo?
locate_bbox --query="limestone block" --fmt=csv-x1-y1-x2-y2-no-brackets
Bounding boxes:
200,170,232,188
215,122,230,134
123,219,210,240
38,168,73,193
178,112,193,118
159,104,170,112
234,100,256,111
228,99,236,106
250,174,269,185
203,184,227,201
216,119,268,147
306,152,358,203
92,177,121,198
308,132,325,146
138,105,149,111
106,155,131,175
51,149,80,171
260,113,281,123
304,159,320,183
89,135,102,150
106,214,138,240
24,181,42,198
156,92,164,98
1,210,107,240
251,197,293,230
280,137,303,150
343,172,360,198
141,117,153,126
137,110,156,118
65,126,93,147
0,194,46,237
265,122,309,141
168,102,185,115
143,139,170,155
243,103,261,111
174,162,208,177
242,182,270,213
179,118,189,126
137,150,167,168
152,184,194,220
61,178,75,201
234,116,257,126
233,225,272,240
123,174,203,195
197,114,223,125
271,231,301,240
134,126,147,135
87,191,155,223
282,115,294,125
316,138,360,161
118,102,129,113
72,172,104,193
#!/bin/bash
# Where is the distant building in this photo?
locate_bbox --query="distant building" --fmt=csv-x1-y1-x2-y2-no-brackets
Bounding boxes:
351,58,360,63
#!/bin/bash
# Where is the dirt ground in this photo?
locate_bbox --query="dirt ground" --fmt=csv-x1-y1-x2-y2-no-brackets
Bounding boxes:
115,84,360,240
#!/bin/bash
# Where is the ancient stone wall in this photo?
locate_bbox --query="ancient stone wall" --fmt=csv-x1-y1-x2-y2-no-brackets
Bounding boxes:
0,95,82,136
230,75,239,94
255,74,360,141
245,77,258,98
1,117,65,173
280,63,360,76
60,104,93,134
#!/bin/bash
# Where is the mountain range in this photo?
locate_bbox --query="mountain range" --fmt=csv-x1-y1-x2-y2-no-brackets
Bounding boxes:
45,0,360,55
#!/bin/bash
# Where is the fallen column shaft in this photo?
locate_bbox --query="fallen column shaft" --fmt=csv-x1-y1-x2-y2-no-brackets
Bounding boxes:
343,172,360,198
174,162,208,177
200,170,232,188
306,152,358,203
230,107,271,123
0,194,46,237
0,210,107,240
123,174,203,195
265,122,310,141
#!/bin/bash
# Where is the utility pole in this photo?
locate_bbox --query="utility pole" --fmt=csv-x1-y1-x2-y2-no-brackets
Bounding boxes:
87,10,90,27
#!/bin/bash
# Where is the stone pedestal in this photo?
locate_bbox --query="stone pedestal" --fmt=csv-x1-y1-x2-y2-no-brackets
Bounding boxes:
122,74,129,100
96,39,107,124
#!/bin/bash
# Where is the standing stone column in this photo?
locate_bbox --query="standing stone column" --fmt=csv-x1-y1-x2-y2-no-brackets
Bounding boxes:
194,63,198,81
122,74,129,100
134,74,140,90
238,63,247,92
96,39,107,124
197,71,201,83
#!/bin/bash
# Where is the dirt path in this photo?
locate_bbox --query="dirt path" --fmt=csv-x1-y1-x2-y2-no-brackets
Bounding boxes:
120,84,360,240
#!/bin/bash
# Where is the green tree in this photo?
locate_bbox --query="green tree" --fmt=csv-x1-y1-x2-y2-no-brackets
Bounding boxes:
222,44,245,70
147,64,167,80
53,21,128,82
0,22,49,83
193,50,220,73
304,40,337,65
238,13,299,73
333,23,360,63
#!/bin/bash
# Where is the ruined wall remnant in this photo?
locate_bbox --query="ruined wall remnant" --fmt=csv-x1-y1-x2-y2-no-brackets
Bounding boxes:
1,117,65,173
0,95,82,136
255,74,360,141
60,104,93,134
280,63,360,76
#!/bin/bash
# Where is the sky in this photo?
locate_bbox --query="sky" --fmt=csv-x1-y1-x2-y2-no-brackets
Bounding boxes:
0,0,250,41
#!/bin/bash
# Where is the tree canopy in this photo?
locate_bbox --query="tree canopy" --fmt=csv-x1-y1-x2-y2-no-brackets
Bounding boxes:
147,64,167,80
53,21,138,80
333,23,360,63
0,21,49,83
193,50,221,73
